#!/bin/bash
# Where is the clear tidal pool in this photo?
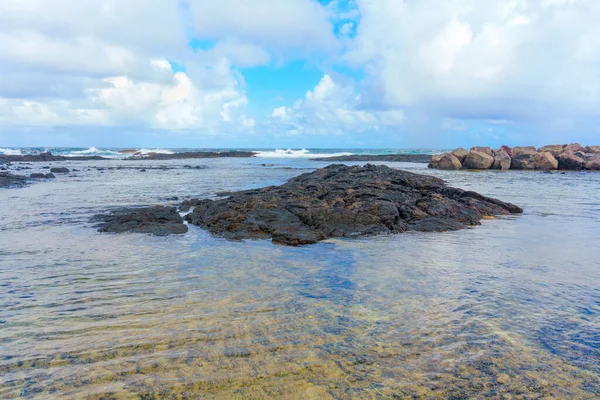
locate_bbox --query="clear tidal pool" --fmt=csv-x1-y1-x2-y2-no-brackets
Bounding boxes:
1,158,599,399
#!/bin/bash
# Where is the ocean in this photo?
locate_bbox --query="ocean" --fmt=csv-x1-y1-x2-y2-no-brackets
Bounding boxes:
1,150,599,398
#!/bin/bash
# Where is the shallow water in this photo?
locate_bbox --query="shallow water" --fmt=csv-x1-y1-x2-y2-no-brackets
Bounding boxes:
1,158,599,399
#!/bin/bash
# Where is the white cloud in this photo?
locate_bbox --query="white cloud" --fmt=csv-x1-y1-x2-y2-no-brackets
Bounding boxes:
346,0,600,123
271,75,405,135
0,0,335,134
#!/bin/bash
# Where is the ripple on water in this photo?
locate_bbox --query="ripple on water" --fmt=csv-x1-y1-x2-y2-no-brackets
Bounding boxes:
1,158,600,398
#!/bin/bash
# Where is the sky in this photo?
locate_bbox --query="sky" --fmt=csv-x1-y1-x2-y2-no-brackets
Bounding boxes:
1,0,599,149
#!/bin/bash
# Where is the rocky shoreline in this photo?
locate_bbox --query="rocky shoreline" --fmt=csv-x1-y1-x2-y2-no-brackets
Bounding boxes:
430,144,600,171
0,151,257,163
310,154,432,163
127,151,257,160
183,164,522,245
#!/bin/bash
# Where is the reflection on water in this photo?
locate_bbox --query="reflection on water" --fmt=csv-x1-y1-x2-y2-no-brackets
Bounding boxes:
1,158,599,398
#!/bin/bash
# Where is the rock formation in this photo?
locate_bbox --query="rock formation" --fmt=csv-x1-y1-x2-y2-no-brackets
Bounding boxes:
430,143,600,171
93,206,188,236
184,164,522,246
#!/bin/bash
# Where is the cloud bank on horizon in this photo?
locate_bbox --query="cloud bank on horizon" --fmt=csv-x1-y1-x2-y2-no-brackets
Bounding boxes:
1,0,599,148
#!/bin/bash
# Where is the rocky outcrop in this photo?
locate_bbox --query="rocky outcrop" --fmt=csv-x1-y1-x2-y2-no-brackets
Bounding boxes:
432,144,599,171
184,164,522,246
0,172,27,188
533,152,558,170
437,153,462,170
464,150,494,169
93,206,188,236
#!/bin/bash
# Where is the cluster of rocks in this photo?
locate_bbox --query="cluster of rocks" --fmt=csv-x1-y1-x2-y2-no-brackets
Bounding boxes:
183,164,522,245
429,144,600,171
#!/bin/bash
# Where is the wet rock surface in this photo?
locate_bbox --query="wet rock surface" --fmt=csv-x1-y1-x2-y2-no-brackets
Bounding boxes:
93,206,188,236
184,164,522,246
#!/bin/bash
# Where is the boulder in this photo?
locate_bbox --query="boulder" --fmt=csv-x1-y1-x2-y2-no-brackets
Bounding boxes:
538,144,564,156
511,153,536,170
50,167,69,174
513,146,537,155
428,154,443,169
557,152,585,170
585,145,600,154
584,155,600,170
564,143,585,153
437,153,462,170
451,148,469,162
470,146,493,156
184,164,522,246
500,145,514,157
492,150,511,170
93,206,188,236
464,150,494,169
533,152,558,170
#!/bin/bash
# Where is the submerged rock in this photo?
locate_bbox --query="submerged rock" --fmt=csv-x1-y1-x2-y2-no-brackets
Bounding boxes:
0,172,27,188
30,173,55,179
50,167,70,174
93,206,188,236
184,164,522,246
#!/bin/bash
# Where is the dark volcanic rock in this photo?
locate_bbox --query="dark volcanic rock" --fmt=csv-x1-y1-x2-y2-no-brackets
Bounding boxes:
0,152,106,162
127,151,256,160
93,206,188,236
0,172,27,188
184,164,522,246
50,167,70,173
310,154,432,163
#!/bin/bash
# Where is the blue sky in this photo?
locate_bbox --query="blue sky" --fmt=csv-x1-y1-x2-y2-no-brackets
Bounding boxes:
1,0,600,148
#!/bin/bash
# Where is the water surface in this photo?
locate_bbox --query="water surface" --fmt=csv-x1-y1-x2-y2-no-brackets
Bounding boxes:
1,157,599,398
